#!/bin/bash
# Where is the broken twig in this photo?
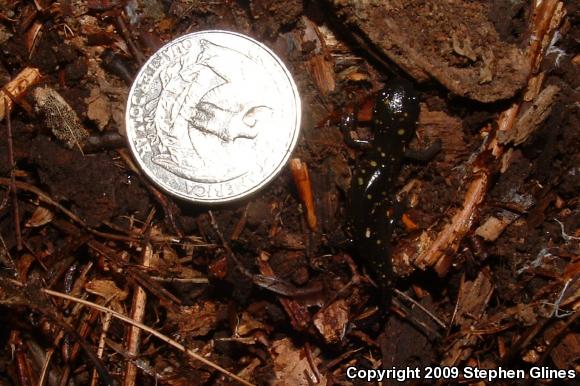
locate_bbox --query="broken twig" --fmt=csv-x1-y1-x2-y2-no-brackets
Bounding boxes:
43,289,255,386
4,97,22,250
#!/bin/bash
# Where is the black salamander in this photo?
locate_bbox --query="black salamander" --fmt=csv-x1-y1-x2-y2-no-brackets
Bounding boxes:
341,78,439,310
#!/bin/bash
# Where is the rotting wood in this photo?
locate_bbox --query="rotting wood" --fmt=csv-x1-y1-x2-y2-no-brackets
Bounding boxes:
412,0,567,276
332,0,530,102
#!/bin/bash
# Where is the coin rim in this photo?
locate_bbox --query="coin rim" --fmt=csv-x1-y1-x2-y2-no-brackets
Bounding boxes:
126,30,301,203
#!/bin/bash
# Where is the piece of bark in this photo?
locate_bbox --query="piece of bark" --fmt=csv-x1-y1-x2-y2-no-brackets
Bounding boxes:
332,0,530,102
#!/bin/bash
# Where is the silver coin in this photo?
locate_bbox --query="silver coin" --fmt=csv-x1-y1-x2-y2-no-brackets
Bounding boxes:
126,30,301,203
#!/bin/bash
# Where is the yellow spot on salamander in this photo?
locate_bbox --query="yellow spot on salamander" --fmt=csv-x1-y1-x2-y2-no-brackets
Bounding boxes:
381,152,386,157
398,128,406,136
370,160,377,167
367,194,372,200
376,239,382,245
357,177,364,185
365,228,371,238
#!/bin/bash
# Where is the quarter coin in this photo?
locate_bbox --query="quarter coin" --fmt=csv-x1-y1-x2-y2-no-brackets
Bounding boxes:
126,30,301,203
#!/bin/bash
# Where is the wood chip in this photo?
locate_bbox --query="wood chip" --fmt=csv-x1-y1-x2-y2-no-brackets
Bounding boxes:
499,84,560,146
454,270,494,327
86,87,111,130
441,270,494,366
313,299,349,344
0,67,41,120
475,211,520,242
85,279,128,301
25,206,54,228
270,338,326,385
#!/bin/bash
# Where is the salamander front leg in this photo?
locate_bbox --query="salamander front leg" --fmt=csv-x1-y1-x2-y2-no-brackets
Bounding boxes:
340,112,372,149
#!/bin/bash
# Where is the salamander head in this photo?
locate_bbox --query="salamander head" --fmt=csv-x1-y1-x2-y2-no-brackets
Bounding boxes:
373,78,419,144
